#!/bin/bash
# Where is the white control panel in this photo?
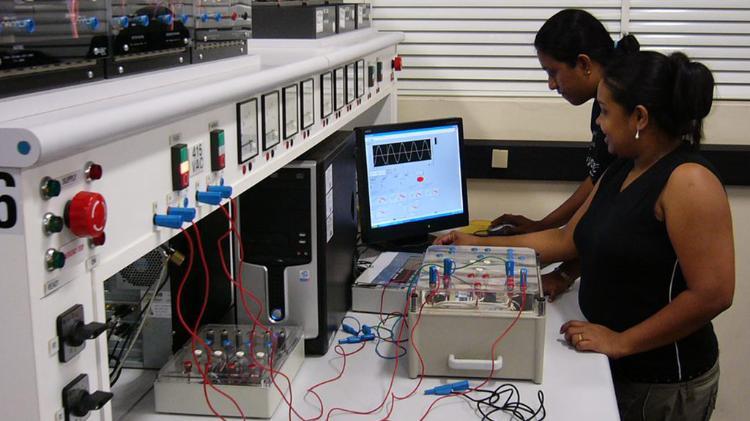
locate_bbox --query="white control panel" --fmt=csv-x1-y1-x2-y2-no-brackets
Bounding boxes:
0,29,402,421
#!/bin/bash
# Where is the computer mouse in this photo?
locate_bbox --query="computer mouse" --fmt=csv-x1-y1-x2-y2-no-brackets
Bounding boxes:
488,223,515,236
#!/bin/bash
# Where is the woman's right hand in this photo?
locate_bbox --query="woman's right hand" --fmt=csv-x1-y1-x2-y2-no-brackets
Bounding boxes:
542,270,575,302
490,214,542,234
432,230,480,245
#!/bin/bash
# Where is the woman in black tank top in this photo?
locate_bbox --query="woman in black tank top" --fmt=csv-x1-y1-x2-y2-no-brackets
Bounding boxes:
435,52,735,421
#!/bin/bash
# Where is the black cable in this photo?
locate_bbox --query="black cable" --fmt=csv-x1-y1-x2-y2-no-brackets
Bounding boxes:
457,384,545,421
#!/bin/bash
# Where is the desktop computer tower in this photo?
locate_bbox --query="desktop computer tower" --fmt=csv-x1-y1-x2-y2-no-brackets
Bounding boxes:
237,131,357,355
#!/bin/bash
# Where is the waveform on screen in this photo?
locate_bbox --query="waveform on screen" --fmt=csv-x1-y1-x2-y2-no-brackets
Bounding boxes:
372,139,432,167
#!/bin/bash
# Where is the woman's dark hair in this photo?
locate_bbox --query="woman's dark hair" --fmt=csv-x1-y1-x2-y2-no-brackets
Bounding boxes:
603,51,715,147
535,9,639,67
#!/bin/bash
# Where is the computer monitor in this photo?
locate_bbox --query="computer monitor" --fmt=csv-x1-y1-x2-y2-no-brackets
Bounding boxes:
355,118,469,248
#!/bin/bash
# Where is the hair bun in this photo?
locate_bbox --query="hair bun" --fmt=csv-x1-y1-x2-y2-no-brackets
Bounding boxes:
615,34,640,54
670,52,714,122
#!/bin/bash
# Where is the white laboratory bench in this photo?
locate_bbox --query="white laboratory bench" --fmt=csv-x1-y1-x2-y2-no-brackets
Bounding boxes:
112,281,619,421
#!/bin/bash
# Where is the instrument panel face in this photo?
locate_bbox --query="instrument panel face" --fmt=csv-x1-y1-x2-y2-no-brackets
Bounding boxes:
261,91,281,150
301,78,315,130
334,67,345,111
321,72,333,118
237,98,260,163
282,84,299,139
346,63,355,104
357,60,366,98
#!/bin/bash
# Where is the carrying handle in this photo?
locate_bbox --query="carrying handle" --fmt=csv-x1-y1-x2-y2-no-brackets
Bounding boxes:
448,354,503,371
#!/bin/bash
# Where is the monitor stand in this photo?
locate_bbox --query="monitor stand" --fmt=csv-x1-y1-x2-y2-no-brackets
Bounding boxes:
373,234,436,254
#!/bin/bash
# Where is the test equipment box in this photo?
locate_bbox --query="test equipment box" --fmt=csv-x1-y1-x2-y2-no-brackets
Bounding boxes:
408,245,546,383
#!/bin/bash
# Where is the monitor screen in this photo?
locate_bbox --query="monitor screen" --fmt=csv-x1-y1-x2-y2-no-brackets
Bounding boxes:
356,118,468,245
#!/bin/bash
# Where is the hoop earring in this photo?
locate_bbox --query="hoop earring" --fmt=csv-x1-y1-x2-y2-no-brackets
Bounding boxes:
635,130,640,140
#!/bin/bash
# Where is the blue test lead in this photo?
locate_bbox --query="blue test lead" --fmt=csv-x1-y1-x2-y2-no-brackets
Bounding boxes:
360,333,375,342
361,324,373,336
338,336,363,344
424,380,470,395
342,323,359,336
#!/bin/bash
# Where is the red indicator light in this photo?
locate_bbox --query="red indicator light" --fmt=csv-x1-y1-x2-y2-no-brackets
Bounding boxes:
392,56,403,71
417,176,424,182
85,162,103,181
91,233,106,247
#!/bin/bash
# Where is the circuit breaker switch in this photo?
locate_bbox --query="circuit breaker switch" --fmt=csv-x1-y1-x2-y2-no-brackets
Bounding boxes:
171,144,190,190
210,129,226,171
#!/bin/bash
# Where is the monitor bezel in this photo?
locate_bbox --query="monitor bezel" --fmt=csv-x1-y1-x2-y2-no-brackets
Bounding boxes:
355,117,469,245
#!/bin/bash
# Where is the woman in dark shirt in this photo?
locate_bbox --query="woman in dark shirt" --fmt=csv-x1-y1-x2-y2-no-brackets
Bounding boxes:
491,9,639,301
436,51,735,420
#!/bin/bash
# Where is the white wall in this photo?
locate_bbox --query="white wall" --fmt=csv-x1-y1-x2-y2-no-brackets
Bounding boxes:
400,96,750,421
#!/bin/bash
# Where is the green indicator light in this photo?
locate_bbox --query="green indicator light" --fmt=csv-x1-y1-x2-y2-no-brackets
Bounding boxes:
48,180,61,196
44,213,64,234
41,177,62,199
218,131,225,146
53,252,66,268
180,147,188,162
46,249,66,271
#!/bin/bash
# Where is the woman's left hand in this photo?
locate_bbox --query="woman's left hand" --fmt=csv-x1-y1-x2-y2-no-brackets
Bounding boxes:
560,320,630,360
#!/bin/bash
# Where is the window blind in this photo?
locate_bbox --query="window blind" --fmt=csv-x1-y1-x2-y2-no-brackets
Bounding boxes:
372,0,750,100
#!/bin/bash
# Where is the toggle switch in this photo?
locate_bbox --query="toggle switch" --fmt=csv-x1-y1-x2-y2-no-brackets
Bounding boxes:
114,16,129,28
136,15,150,26
57,304,107,362
167,206,196,223
153,214,184,229
62,374,113,421
196,191,222,205
207,185,232,198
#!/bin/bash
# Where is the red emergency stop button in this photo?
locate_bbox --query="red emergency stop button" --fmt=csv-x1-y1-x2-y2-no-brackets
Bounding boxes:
65,191,107,238
392,56,403,71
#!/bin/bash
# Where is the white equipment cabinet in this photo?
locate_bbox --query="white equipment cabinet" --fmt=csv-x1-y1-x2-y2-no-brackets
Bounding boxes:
0,28,402,421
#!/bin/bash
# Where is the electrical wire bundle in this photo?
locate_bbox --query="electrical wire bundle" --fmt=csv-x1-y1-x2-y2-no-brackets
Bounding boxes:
458,383,546,421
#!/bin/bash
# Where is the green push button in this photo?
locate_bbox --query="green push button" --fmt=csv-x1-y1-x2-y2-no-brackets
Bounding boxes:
46,249,66,271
